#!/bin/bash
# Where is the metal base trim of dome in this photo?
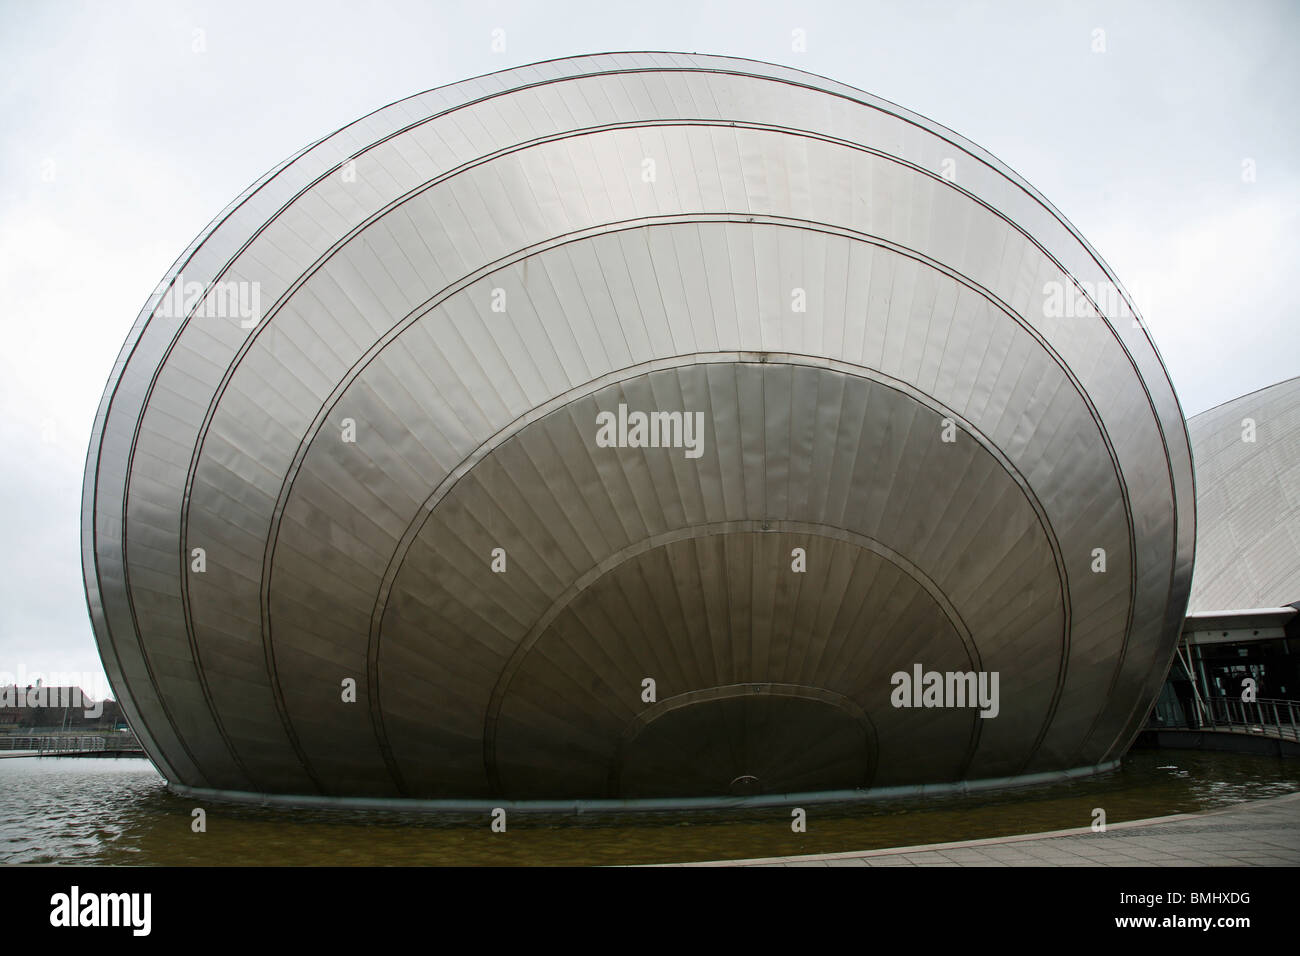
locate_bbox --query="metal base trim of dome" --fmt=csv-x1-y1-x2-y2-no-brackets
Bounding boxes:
167,760,1121,814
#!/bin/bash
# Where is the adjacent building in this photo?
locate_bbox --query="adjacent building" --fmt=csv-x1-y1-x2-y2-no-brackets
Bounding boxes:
1154,376,1300,729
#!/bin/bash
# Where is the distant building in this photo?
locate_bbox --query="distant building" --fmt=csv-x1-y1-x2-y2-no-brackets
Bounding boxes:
0,685,121,731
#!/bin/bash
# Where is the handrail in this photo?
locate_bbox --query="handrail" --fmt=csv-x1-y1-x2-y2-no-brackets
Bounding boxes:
0,733,142,754
1162,696,1300,742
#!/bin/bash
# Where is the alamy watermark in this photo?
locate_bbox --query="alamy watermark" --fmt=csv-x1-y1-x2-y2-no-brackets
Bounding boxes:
0,668,110,718
890,664,1000,718
1041,278,1153,329
595,404,705,459
155,273,262,329
49,886,150,936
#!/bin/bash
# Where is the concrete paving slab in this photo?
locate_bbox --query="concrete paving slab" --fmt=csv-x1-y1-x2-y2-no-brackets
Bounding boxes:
674,790,1300,867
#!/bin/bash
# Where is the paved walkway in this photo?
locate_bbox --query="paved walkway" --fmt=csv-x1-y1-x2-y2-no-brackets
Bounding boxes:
679,790,1300,866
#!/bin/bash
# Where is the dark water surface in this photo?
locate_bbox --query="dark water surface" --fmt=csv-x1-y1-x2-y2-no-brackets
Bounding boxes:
2,750,1297,865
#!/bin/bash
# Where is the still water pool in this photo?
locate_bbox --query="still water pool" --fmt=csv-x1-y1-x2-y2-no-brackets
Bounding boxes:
2,749,1297,865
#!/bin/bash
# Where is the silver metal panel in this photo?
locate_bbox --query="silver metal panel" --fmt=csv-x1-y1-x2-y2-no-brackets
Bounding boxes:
82,53,1195,802
1185,376,1300,613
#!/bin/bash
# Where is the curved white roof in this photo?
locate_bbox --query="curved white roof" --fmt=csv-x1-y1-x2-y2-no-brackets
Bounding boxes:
1187,375,1300,613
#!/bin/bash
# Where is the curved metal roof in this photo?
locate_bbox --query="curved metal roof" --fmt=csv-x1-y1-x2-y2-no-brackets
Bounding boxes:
82,52,1195,802
1187,375,1300,614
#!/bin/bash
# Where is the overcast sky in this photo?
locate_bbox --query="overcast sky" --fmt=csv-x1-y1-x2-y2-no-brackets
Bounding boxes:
1,0,1296,697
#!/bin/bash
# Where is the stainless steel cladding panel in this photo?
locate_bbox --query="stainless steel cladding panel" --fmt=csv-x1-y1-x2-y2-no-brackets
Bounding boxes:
1185,376,1300,614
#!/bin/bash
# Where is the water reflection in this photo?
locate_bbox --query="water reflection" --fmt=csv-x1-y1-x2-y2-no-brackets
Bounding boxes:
1,750,1297,865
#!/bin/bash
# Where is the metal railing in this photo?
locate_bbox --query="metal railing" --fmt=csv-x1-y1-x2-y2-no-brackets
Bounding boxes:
40,736,106,753
0,734,143,754
1187,697,1300,742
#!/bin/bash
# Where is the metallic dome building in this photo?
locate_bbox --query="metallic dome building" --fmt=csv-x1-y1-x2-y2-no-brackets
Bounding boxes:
82,53,1195,806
